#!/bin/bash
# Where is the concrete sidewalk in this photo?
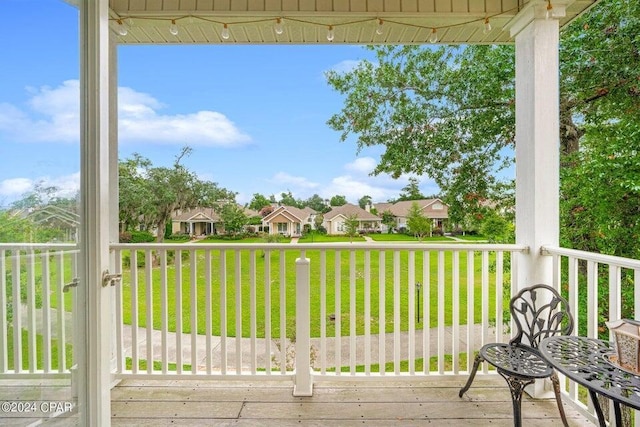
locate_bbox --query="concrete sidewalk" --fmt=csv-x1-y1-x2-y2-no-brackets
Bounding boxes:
120,323,497,371
22,306,497,371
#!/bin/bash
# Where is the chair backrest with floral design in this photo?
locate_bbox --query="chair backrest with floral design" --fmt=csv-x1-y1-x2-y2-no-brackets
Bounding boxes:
509,284,574,349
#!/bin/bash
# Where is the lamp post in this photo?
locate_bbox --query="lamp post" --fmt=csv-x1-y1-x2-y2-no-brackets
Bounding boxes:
416,282,422,323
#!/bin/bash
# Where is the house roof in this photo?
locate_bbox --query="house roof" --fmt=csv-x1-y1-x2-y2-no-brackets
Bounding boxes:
107,0,599,45
172,204,257,222
262,205,311,223
172,207,220,222
301,206,317,215
324,203,381,221
374,199,449,219
374,202,393,213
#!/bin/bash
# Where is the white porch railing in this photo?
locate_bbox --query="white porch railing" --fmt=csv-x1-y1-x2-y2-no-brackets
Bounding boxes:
110,242,527,385
542,245,640,423
6,240,640,420
0,243,78,378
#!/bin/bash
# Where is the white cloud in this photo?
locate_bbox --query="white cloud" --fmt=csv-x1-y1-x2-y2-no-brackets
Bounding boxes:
0,178,33,197
48,172,81,198
0,173,80,201
328,59,362,74
345,157,376,174
265,158,438,205
322,175,395,202
0,80,250,147
269,172,319,191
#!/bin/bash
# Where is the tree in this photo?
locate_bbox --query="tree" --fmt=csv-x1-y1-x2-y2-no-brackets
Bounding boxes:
10,182,61,210
119,153,153,233
558,0,640,156
326,0,640,229
304,194,329,213
479,210,513,244
118,148,235,242
358,195,373,210
314,213,325,232
398,178,425,201
406,202,431,241
259,205,274,217
219,203,248,237
561,121,640,259
0,210,34,242
381,210,396,234
329,195,347,207
279,191,300,208
7,184,79,242
248,193,272,211
344,214,360,242
326,45,515,224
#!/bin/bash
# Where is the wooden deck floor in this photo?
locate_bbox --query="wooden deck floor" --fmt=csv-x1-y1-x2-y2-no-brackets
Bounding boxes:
110,376,594,426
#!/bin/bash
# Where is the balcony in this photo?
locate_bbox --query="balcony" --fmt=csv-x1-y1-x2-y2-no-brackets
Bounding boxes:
4,241,640,425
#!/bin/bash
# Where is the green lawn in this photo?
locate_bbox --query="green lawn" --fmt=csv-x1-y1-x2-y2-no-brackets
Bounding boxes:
11,250,77,312
452,235,488,242
10,243,509,346
367,234,453,242
298,234,366,243
197,236,292,243
120,247,510,339
6,327,73,372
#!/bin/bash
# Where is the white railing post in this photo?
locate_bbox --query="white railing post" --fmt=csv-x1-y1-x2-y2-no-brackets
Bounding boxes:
294,251,313,396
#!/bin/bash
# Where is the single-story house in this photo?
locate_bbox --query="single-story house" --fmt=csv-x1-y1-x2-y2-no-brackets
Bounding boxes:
374,199,449,232
171,205,260,237
262,205,316,237
171,207,221,236
323,204,382,235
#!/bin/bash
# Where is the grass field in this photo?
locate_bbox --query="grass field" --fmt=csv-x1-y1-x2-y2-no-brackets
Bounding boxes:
6,327,73,371
119,246,510,339
367,234,453,242
198,236,292,243
297,234,366,243
6,239,506,345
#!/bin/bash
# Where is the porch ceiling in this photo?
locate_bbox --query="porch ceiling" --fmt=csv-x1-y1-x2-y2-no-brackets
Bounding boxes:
108,0,598,45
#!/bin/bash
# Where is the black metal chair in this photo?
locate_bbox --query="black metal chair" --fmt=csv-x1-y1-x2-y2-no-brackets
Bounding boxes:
459,284,574,427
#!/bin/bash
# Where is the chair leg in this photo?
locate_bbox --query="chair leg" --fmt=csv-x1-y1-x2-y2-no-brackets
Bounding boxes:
459,353,483,398
550,372,569,427
503,374,535,427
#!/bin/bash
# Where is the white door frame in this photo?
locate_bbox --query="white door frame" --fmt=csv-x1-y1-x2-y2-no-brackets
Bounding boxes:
79,0,113,424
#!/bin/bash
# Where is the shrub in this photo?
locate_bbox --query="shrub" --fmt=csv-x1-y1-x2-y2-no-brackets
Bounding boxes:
263,233,282,243
130,230,156,243
122,251,144,268
165,233,190,242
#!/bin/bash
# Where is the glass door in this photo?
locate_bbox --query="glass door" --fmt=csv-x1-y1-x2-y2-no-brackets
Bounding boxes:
0,1,86,424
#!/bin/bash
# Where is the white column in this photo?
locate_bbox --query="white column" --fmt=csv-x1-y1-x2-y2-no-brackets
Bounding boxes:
507,0,567,399
79,0,112,424
294,252,313,396
109,35,120,377
508,1,567,288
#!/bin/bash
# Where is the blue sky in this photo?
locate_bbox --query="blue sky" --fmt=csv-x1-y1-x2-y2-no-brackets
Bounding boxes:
0,0,440,208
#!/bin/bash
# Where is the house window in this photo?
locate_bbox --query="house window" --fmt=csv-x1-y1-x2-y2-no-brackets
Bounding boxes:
433,203,443,210
277,223,288,234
